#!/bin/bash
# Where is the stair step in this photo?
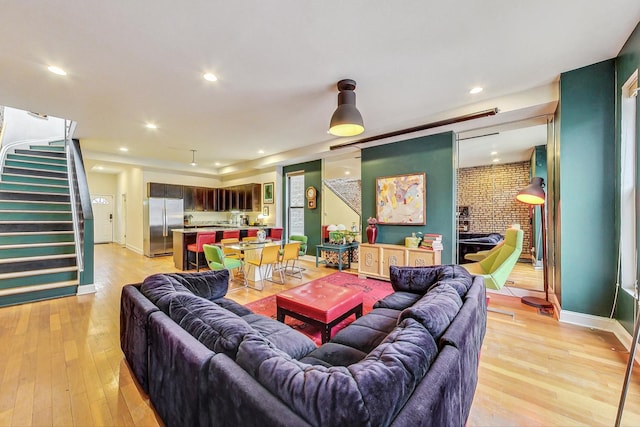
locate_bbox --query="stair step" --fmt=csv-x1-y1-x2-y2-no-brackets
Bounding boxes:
1,167,67,179
0,254,76,274
0,266,78,290
28,145,66,154
7,153,67,165
16,148,66,158
0,222,73,232
0,241,75,249
0,244,75,259
0,211,72,221
0,191,70,203
1,173,69,187
0,231,74,245
3,159,67,172
0,201,70,211
0,279,78,296
48,140,66,147
0,182,69,194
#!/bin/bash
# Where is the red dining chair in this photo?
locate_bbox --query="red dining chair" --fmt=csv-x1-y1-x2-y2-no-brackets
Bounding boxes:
222,229,240,239
270,228,283,240
247,228,259,237
186,232,218,271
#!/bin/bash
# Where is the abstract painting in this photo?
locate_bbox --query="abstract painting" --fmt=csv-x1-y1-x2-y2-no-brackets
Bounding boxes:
376,173,426,225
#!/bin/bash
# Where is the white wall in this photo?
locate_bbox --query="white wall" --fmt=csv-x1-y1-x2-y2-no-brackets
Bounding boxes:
322,186,361,235
2,107,67,145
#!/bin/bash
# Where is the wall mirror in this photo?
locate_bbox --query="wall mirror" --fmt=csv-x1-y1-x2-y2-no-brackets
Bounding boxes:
456,117,549,293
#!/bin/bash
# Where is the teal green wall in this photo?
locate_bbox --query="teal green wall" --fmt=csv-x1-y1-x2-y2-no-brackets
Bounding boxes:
80,218,94,286
282,160,322,254
361,132,456,264
614,22,640,333
559,59,616,316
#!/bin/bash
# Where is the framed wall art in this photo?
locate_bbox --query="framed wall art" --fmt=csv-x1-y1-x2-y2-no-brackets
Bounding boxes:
263,182,274,204
376,173,426,225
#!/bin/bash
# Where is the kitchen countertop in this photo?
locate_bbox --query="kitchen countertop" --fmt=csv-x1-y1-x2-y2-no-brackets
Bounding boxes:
173,225,270,233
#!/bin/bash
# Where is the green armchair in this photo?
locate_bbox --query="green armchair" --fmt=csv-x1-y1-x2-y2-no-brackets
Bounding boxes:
462,228,524,290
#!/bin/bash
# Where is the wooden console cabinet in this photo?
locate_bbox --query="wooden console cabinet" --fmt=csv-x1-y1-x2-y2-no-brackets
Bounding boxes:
358,243,442,280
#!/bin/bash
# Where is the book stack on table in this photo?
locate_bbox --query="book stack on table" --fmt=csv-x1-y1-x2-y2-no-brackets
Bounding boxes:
420,234,443,251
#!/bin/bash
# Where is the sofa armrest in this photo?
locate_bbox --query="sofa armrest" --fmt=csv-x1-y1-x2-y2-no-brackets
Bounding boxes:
204,353,311,427
120,284,158,393
148,311,215,427
390,345,462,427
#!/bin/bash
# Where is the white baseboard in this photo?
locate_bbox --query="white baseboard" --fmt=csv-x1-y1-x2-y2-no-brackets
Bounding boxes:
560,309,640,365
126,244,143,255
76,284,96,295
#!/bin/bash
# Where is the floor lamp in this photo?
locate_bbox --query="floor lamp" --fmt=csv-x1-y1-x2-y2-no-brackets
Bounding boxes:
516,177,553,310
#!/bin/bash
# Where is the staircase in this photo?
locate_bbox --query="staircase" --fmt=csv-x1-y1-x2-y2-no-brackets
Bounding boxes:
0,141,78,306
323,178,361,216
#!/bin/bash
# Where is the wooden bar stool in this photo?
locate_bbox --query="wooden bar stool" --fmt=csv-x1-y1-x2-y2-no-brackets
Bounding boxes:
186,232,218,271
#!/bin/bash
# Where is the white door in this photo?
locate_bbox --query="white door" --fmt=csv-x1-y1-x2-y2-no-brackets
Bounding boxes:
92,194,114,244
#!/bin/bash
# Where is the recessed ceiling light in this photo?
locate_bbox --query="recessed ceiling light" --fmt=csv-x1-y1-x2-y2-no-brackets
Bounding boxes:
469,87,483,94
214,162,221,166
145,123,158,129
345,171,351,175
490,151,498,155
258,150,265,154
119,147,129,152
492,158,500,162
203,73,218,82
47,65,67,76
96,166,104,170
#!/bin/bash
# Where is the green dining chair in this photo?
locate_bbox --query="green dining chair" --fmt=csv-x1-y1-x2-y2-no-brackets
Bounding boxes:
203,244,247,286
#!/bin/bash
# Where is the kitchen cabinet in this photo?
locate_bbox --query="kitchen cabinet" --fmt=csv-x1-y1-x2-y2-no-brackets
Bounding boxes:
206,188,217,211
147,182,183,199
358,243,442,280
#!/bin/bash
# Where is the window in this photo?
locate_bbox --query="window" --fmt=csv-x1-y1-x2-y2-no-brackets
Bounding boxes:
287,173,305,237
621,70,638,296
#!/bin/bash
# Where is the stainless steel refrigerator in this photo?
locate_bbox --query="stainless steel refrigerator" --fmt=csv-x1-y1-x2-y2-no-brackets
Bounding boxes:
144,197,184,257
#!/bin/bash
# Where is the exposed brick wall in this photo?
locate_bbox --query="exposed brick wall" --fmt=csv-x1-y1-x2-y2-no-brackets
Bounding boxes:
457,161,532,254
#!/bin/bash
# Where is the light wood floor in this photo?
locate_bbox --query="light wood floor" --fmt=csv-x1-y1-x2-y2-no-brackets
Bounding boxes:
0,243,639,426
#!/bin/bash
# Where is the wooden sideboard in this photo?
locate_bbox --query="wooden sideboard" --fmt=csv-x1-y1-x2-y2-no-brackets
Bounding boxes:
358,243,442,280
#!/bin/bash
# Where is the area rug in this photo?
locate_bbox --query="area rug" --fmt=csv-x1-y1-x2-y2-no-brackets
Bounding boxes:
245,272,393,345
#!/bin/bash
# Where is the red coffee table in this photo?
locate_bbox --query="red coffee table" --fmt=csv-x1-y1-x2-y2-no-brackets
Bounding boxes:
276,281,363,343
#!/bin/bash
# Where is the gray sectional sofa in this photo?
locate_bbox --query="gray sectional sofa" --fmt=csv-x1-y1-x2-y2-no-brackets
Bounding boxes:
120,265,487,427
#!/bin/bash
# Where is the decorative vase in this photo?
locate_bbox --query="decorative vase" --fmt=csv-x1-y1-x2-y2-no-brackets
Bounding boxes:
257,229,267,242
366,224,378,244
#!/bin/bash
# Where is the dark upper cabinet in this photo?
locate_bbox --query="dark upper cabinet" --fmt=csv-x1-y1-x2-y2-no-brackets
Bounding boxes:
206,188,217,211
183,183,262,212
148,182,183,199
194,187,206,211
184,186,195,211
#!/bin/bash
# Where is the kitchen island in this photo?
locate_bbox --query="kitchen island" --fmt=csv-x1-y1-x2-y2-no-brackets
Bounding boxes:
172,226,273,270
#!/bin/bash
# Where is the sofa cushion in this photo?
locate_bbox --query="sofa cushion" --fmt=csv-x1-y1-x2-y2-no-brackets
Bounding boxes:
428,267,473,298
214,297,253,316
330,308,401,354
389,265,443,294
168,293,253,358
242,314,317,359
236,318,437,427
141,270,229,312
299,342,367,367
373,291,422,311
399,283,462,341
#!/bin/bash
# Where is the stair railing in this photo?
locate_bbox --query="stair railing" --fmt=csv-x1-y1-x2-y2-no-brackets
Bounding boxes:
65,122,93,283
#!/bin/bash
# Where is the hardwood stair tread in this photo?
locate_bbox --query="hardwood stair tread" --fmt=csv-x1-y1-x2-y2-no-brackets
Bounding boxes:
0,279,78,297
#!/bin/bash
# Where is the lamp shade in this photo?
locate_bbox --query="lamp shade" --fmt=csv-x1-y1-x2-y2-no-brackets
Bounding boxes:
517,177,545,205
329,79,364,137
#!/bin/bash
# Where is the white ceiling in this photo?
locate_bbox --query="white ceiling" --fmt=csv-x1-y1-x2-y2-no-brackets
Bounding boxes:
1,2,638,177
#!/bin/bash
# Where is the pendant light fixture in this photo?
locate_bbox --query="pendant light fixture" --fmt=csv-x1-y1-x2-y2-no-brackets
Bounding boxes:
190,149,197,166
329,79,364,137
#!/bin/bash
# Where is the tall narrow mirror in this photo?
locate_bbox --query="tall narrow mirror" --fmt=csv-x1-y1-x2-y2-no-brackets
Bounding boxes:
456,117,548,293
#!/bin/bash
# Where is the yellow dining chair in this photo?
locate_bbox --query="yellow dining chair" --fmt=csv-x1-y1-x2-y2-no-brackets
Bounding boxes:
220,238,241,259
245,244,283,290
280,241,302,279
